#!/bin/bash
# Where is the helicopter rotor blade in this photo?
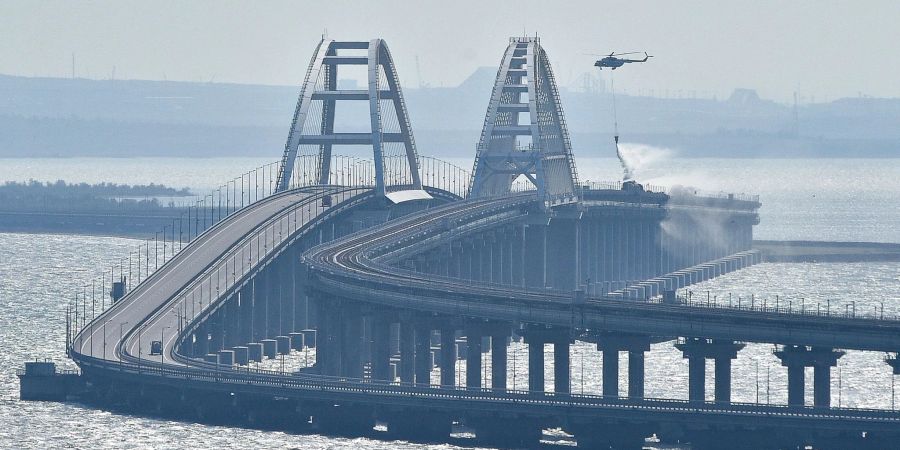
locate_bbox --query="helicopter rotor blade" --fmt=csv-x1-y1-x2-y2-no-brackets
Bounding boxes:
612,51,643,56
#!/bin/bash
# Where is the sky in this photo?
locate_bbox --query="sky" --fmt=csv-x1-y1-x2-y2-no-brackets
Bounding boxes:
2,0,899,102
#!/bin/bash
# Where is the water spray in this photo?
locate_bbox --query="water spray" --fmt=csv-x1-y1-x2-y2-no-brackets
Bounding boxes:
610,73,634,181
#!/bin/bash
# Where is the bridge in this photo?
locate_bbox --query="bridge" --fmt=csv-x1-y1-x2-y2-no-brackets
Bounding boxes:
61,38,900,449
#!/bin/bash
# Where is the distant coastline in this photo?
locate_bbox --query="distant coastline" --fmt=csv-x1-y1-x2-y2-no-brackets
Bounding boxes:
1,73,897,159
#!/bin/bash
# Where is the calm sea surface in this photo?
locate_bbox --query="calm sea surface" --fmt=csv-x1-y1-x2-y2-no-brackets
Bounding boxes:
0,157,898,449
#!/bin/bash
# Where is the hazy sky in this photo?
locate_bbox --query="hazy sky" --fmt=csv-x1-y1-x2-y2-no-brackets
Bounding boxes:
3,1,898,102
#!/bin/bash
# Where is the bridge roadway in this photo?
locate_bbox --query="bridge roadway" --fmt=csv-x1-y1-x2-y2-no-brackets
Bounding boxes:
69,187,900,442
73,185,369,367
306,192,900,353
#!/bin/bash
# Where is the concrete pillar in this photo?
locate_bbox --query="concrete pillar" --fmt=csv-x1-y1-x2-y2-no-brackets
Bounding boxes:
341,306,363,379
217,349,234,366
399,317,415,383
676,338,745,404
247,342,263,362
233,346,249,365
628,350,645,398
415,323,432,385
554,340,570,394
775,345,844,408
687,356,706,402
371,315,392,381
440,327,456,388
261,339,277,359
602,349,619,397
466,326,483,389
786,363,805,407
289,332,304,350
714,356,733,403
814,363,832,408
276,336,291,355
491,332,508,391
528,340,544,392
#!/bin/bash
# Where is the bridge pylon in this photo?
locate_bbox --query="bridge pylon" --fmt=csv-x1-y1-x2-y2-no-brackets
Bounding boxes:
469,37,579,207
276,39,428,202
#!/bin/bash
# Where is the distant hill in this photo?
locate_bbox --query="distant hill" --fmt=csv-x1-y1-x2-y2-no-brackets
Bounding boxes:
0,73,898,158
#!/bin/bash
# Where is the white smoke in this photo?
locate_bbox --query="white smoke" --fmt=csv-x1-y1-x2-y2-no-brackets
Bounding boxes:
616,143,674,182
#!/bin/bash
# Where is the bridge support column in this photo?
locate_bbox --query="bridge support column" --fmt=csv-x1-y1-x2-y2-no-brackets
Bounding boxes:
371,313,392,381
415,322,432,385
597,334,651,398
399,314,415,383
554,339,570,394
628,350,645,399
675,338,745,403
315,295,342,377
602,349,619,397
521,325,570,393
524,333,545,393
491,327,509,391
466,325,483,389
775,345,844,407
440,326,457,387
341,303,363,378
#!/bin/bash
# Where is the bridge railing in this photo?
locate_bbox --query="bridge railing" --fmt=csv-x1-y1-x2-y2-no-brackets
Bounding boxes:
66,160,289,351
661,290,900,322
67,154,474,352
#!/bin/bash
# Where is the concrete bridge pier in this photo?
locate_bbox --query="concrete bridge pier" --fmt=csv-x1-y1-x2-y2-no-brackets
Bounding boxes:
414,322,433,385
675,338,745,403
596,334,652,398
314,296,343,376
491,327,510,391
439,326,457,387
521,325,571,393
465,324,483,389
775,345,844,407
399,312,415,383
370,312,393,381
340,302,364,378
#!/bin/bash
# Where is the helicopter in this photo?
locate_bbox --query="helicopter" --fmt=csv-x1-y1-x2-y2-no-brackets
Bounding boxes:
593,51,652,70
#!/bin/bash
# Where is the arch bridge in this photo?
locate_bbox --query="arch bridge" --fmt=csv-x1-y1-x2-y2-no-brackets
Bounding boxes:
67,38,900,449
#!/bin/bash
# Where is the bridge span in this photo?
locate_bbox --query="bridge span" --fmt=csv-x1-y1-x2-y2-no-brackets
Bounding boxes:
59,37,900,450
